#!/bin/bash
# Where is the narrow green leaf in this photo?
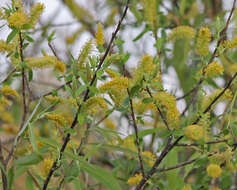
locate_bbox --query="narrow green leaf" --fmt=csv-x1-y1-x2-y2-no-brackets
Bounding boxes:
26,175,34,190
79,158,122,190
28,123,38,152
7,167,14,190
14,153,42,166
7,29,18,43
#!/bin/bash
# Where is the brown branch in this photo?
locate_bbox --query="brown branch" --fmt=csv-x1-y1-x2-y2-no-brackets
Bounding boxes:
194,72,237,124
0,140,8,190
56,112,113,190
42,1,130,189
5,32,28,165
146,87,170,131
135,135,182,190
0,68,16,85
127,88,145,177
176,139,227,147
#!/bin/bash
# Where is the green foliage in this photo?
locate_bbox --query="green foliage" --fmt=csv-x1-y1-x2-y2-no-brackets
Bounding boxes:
0,0,237,190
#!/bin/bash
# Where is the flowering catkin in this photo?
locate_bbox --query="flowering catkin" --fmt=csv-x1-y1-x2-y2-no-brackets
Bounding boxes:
95,22,105,46
196,27,211,56
1,85,18,97
202,61,224,78
201,88,233,111
41,158,54,177
206,164,222,178
127,173,142,185
184,125,204,140
153,91,180,129
0,40,14,53
141,0,157,28
28,3,45,28
7,12,28,29
168,26,195,41
78,39,94,68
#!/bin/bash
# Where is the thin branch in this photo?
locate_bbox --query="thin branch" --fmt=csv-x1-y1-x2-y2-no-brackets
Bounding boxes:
135,135,182,190
0,139,8,190
0,68,16,85
127,88,145,177
5,32,28,165
56,112,113,190
194,72,237,124
176,139,227,147
48,42,60,60
42,1,130,189
146,87,170,131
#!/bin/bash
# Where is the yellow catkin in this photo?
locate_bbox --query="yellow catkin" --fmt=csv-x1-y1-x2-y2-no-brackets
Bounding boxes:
28,3,45,27
141,0,157,28
99,77,129,92
154,91,180,129
45,113,67,126
209,147,233,165
133,54,158,83
127,173,143,185
202,61,224,78
0,97,11,106
41,158,54,177
184,125,204,140
104,119,116,129
1,112,14,123
7,12,28,29
201,88,233,111
196,27,211,56
78,39,94,68
96,22,105,46
122,136,137,153
2,124,18,134
105,69,119,78
142,151,155,167
0,40,14,53
54,60,66,73
222,36,237,49
1,85,18,97
64,0,93,22
168,26,195,41
134,100,156,115
206,164,222,178
25,55,58,69
182,184,192,190
211,187,222,190
83,96,107,114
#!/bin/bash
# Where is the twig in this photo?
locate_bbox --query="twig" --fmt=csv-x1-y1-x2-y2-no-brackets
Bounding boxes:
176,139,227,147
0,68,16,85
194,72,237,124
127,88,145,177
56,112,112,190
0,139,8,190
5,32,28,165
48,42,60,60
135,135,182,190
146,87,170,131
42,1,130,189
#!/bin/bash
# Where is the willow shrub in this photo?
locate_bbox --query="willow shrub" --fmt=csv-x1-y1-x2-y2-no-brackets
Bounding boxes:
0,0,237,190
